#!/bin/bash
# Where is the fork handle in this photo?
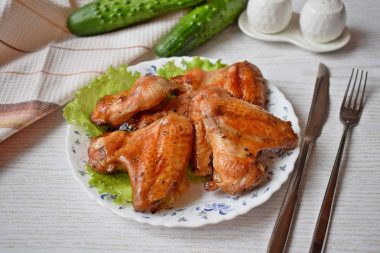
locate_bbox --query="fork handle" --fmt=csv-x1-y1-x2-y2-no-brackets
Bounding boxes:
310,128,349,253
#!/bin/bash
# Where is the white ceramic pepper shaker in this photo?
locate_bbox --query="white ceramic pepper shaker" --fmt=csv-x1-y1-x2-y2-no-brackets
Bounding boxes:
247,0,293,34
300,0,347,43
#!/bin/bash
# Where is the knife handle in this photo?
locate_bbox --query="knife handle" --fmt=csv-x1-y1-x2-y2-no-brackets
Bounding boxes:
267,140,313,253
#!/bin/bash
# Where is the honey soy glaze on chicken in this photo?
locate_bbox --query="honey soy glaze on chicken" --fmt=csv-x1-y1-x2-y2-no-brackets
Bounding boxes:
88,61,298,213
91,75,179,128
127,92,214,177
91,61,267,129
196,87,298,194
122,61,268,176
88,113,193,213
141,87,297,194
170,61,267,108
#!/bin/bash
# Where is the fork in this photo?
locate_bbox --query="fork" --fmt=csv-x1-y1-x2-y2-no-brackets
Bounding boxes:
309,69,368,253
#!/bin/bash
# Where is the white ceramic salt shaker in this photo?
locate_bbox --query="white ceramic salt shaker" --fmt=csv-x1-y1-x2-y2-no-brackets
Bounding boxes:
247,0,293,34
300,0,347,43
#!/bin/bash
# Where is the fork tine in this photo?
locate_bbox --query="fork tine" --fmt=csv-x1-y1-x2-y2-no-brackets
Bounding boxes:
353,70,363,110
342,69,355,108
347,69,359,109
358,71,368,112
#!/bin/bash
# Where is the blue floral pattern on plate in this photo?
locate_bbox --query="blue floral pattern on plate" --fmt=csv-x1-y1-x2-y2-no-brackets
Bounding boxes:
66,56,300,228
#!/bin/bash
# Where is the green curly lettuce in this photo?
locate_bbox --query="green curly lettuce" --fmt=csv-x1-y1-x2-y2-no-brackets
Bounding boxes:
86,165,132,205
64,57,226,204
157,56,227,78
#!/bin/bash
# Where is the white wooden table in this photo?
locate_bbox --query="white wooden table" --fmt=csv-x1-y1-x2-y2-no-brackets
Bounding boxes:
1,1,379,252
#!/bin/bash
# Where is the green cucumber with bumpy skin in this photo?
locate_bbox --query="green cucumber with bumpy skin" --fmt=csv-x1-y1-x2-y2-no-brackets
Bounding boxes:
155,0,248,57
67,0,204,36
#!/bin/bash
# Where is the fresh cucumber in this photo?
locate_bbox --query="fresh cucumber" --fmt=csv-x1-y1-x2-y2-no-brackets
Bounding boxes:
67,0,204,36
155,0,247,57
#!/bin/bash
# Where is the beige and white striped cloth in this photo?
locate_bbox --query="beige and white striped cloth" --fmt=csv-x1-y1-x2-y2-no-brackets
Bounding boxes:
0,0,186,142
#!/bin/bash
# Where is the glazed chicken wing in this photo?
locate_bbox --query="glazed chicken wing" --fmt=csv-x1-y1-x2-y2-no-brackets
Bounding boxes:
91,75,179,127
198,87,298,194
127,92,214,177
186,90,230,176
92,61,266,129
122,60,268,177
170,61,266,108
88,113,193,213
87,61,298,212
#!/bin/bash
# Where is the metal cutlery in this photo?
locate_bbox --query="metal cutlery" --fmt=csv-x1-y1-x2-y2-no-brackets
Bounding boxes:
309,69,368,253
267,63,330,253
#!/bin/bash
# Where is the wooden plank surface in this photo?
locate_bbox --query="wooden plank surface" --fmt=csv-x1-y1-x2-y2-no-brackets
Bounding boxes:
1,0,380,252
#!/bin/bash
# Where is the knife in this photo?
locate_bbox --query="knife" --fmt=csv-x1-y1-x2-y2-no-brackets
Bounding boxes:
267,63,330,253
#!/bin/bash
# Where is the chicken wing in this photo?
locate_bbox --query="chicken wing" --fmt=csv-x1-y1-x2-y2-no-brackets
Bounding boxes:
198,87,298,194
170,61,266,108
87,61,298,211
127,92,214,176
187,89,235,176
88,113,193,213
91,75,179,128
123,62,268,177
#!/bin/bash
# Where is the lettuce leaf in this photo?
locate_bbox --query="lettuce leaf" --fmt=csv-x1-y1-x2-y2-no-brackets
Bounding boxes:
64,57,226,204
86,165,132,205
157,56,227,79
186,166,211,183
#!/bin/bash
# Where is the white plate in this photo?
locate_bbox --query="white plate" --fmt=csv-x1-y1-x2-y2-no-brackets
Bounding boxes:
238,10,351,53
66,57,300,227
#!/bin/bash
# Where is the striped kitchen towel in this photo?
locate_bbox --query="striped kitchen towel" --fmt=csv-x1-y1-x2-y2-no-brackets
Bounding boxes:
0,0,187,142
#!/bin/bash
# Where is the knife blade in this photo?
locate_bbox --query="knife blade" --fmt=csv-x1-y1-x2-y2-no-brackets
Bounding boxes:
267,63,330,253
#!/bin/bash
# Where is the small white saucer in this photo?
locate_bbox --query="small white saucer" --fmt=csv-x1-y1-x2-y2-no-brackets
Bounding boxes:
238,10,351,53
